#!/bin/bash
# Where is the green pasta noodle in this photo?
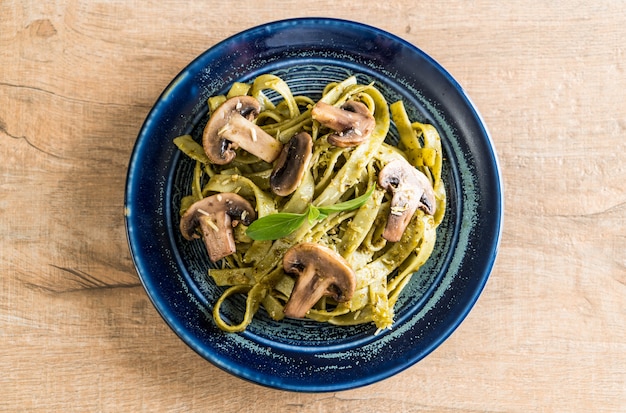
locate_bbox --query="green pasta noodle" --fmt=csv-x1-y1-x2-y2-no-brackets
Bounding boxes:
175,74,446,333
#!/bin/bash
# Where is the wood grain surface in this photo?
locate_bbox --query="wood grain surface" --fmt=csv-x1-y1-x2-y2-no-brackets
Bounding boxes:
2,1,625,412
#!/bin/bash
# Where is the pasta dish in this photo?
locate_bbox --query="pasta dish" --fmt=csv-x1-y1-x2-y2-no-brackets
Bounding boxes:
174,74,446,333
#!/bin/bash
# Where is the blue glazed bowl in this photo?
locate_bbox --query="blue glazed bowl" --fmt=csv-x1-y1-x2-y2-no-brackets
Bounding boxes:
125,18,502,392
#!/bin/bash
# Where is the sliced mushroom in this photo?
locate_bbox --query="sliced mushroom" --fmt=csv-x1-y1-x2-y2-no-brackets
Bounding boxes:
311,100,375,147
270,131,313,196
179,193,256,262
282,242,356,319
203,96,283,165
378,158,437,242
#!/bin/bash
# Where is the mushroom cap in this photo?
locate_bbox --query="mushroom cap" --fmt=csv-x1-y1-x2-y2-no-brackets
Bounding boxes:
270,131,313,196
378,158,437,242
203,96,261,165
179,193,256,262
202,96,283,165
311,100,375,147
282,242,356,319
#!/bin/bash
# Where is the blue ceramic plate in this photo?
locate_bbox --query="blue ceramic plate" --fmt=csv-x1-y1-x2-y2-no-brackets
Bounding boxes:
125,18,502,392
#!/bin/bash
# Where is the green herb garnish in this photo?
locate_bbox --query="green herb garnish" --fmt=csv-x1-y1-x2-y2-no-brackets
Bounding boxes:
246,186,375,241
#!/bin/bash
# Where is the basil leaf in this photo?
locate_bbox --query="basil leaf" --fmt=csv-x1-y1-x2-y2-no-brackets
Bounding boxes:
307,205,320,224
317,186,375,215
245,212,307,241
245,187,375,241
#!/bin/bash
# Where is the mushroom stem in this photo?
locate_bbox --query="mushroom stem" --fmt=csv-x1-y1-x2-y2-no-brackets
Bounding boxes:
282,266,330,319
219,112,283,163
198,212,237,262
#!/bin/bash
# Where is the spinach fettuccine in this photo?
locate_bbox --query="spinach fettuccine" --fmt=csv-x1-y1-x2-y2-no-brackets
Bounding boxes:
174,74,446,333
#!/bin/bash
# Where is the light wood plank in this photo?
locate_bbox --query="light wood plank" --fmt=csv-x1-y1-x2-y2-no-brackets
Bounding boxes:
1,1,625,411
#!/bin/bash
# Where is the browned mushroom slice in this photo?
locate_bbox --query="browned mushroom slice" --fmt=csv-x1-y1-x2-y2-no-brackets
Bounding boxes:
282,242,356,319
378,158,437,242
270,131,313,196
311,100,375,147
202,96,283,165
179,193,256,262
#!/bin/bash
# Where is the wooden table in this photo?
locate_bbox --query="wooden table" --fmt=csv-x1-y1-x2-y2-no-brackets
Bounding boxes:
2,1,625,411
